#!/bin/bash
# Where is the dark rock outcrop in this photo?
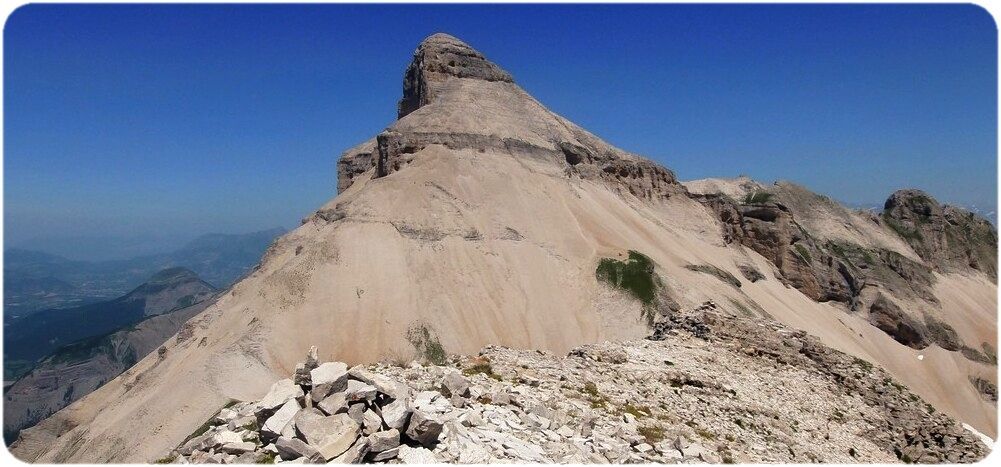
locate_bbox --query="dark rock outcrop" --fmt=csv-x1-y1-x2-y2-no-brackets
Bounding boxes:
397,33,514,119
867,294,928,349
881,189,997,278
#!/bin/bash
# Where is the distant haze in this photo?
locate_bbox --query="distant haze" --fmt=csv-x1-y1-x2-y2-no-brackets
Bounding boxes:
4,4,996,259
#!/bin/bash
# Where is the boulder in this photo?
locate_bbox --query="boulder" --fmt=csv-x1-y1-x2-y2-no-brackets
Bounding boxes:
370,447,400,462
347,402,366,424
178,431,215,455
233,451,268,464
258,379,304,414
275,436,323,462
367,429,401,453
261,399,300,439
317,392,349,416
329,437,369,464
378,398,411,430
440,372,471,398
362,409,384,435
404,410,443,446
214,408,238,425
219,442,257,455
461,411,484,427
868,294,929,349
294,413,360,461
309,362,349,401
210,430,243,448
348,366,409,400
344,379,378,402
228,415,257,432
292,408,326,437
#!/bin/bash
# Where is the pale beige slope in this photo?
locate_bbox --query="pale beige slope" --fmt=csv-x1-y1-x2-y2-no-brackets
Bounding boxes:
17,140,997,463
14,35,996,462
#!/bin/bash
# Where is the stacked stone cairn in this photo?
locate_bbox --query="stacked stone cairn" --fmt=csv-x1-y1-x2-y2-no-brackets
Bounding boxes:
171,347,444,464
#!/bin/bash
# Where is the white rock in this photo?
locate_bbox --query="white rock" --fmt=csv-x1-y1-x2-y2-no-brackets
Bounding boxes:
461,411,484,427
367,428,401,453
344,379,378,402
316,392,348,416
295,412,359,461
398,445,440,464
258,379,304,413
219,441,257,455
348,366,410,400
370,446,399,462
379,398,411,430
211,429,244,447
274,436,322,462
440,371,471,398
327,437,369,464
262,400,300,439
363,409,384,435
309,362,349,401
634,443,653,453
404,410,444,446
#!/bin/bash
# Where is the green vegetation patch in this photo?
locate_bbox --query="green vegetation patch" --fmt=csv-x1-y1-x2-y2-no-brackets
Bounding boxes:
882,214,924,241
462,360,502,381
406,324,447,365
621,403,651,419
743,191,774,204
596,250,659,306
793,244,813,263
580,381,610,409
638,424,666,444
684,264,742,288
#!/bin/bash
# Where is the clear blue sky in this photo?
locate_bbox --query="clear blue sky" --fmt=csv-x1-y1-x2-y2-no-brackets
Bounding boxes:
4,4,997,258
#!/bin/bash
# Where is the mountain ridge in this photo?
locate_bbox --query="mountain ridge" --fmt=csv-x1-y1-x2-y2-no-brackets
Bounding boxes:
10,33,996,463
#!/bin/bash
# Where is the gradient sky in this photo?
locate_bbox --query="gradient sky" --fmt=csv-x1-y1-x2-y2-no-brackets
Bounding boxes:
4,4,997,259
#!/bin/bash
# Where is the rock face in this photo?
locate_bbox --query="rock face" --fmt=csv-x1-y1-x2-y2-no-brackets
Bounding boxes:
336,33,686,203
173,305,988,464
397,33,514,119
691,192,862,304
687,179,996,364
882,189,997,277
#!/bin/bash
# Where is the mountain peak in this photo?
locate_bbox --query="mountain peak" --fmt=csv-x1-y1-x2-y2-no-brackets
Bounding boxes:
397,33,513,118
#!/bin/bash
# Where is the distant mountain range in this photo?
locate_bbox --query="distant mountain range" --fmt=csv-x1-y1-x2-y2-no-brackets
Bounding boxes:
3,267,216,368
3,268,220,443
3,227,285,317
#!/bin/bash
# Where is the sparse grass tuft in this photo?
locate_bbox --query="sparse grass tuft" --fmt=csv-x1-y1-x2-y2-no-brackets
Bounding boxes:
621,403,650,419
463,360,502,381
580,381,609,409
637,425,666,444
793,244,812,263
743,191,774,204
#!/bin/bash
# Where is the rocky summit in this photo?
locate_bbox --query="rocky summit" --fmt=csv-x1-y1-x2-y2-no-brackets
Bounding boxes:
10,33,996,464
171,302,987,464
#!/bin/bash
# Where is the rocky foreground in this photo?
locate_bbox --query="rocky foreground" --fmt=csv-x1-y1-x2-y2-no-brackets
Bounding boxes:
168,302,987,464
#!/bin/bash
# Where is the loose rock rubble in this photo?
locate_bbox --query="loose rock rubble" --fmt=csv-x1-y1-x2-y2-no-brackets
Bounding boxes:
169,304,988,464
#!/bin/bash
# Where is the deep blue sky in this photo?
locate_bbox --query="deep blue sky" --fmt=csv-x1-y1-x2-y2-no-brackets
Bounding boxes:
4,4,997,259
